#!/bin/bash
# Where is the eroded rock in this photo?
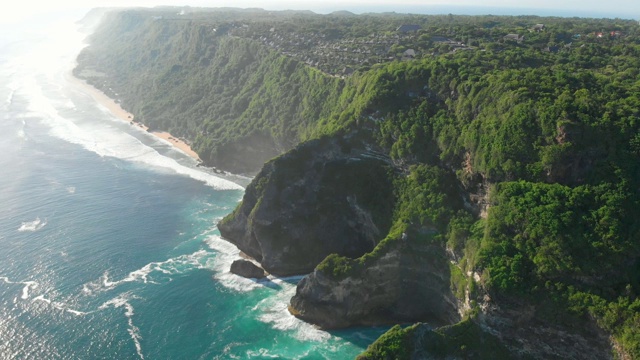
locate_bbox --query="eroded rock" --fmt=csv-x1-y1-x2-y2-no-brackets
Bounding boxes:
218,134,395,276
289,235,461,329
230,259,266,279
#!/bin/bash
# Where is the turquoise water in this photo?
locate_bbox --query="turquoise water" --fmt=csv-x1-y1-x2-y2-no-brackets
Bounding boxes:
0,12,385,359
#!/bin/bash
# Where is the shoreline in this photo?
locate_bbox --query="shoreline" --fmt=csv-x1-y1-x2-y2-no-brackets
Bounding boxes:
67,74,202,161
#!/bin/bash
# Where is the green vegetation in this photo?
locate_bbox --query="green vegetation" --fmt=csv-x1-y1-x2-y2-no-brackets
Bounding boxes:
307,13,640,358
358,320,517,360
80,8,640,358
477,181,640,355
75,10,346,173
480,181,638,293
357,324,414,360
316,163,470,280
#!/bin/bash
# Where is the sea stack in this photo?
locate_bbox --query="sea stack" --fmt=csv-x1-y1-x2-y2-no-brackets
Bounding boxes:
230,259,267,279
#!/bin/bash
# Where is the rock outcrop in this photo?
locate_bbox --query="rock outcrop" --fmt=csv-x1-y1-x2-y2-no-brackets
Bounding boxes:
289,233,461,329
230,259,266,279
357,303,615,360
218,134,396,276
290,228,615,359
357,320,516,360
473,298,615,360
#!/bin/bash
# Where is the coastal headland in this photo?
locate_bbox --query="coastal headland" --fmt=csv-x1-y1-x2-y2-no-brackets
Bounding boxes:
75,8,640,359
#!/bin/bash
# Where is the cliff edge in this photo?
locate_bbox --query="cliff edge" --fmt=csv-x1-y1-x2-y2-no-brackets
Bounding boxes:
218,134,396,276
290,233,461,329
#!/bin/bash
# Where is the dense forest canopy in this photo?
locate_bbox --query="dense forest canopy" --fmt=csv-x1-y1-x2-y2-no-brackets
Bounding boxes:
77,8,640,358
76,8,640,174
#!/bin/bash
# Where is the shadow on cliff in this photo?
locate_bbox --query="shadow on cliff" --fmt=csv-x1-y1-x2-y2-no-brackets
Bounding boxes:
218,134,396,276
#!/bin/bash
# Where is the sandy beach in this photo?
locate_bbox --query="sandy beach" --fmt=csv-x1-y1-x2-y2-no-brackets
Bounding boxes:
68,74,202,161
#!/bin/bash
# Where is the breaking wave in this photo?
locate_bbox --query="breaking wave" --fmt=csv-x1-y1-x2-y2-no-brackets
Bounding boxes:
18,217,47,232
204,235,266,292
19,76,242,191
83,250,212,294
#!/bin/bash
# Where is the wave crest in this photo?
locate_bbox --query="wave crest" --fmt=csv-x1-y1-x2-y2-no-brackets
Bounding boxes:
18,217,47,232
84,250,211,294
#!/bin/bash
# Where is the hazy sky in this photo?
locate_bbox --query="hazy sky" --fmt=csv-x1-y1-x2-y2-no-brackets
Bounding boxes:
3,0,640,24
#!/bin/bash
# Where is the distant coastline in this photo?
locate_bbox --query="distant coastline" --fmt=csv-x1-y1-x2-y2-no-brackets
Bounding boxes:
313,5,638,20
67,73,202,162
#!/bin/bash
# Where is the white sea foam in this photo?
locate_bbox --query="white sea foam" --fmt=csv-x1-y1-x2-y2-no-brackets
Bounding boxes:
33,295,90,316
82,283,91,295
65,309,88,316
17,115,27,140
18,217,47,232
1,277,89,316
204,235,265,292
20,281,38,299
17,66,243,191
253,281,331,343
99,293,132,310
4,89,16,112
85,250,211,294
124,301,144,360
6,20,244,192
246,349,280,358
203,236,331,342
101,294,144,359
63,99,75,110
32,295,51,304
0,277,39,301
60,112,241,190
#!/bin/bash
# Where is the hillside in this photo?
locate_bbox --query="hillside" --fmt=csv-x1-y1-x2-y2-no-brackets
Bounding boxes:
77,8,640,359
74,9,345,174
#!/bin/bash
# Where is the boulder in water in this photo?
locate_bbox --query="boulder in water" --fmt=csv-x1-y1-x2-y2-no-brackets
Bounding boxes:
230,259,266,279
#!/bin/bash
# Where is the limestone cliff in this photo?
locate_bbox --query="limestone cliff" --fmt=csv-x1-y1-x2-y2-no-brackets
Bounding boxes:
471,298,614,360
293,231,616,359
289,234,461,329
217,134,396,276
357,299,615,359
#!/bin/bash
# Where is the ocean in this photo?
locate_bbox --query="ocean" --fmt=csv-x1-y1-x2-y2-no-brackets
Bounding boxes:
0,11,385,359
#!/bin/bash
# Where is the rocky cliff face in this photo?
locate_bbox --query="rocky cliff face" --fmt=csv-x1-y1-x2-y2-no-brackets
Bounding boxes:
289,234,461,329
218,134,396,276
356,300,616,360
473,300,615,360
288,214,616,359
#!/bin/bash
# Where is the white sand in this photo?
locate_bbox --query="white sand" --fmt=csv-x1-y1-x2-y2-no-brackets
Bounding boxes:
68,74,202,161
